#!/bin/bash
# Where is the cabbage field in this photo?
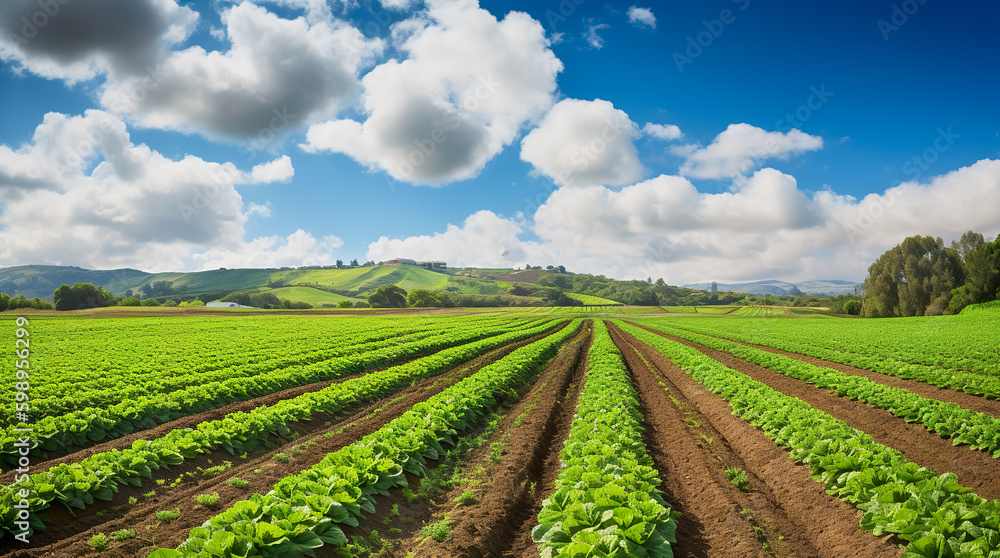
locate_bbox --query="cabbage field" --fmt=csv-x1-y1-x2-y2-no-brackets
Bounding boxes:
1,305,999,558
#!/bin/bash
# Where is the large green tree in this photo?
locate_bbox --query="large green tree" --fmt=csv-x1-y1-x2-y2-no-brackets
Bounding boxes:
864,235,966,317
53,283,115,311
368,285,407,308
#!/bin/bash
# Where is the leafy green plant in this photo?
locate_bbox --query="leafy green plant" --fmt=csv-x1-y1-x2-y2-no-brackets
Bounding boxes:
421,518,451,542
89,532,108,552
155,508,180,522
725,468,750,492
195,492,220,508
226,477,249,488
113,528,136,541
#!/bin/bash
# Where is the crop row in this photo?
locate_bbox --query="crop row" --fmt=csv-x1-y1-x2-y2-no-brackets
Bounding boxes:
643,322,1000,458
661,313,1000,378
8,322,459,420
532,320,677,558
3,315,528,419
616,321,1000,557
146,319,585,557
0,323,454,417
0,317,551,468
0,318,564,539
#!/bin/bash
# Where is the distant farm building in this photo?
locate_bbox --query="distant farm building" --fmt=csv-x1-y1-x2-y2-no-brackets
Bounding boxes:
206,302,254,309
382,258,447,271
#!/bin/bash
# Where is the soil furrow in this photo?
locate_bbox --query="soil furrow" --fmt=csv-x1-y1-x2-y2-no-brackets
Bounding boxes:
608,323,806,558
3,331,551,558
645,328,1000,502
607,323,902,558
416,322,593,558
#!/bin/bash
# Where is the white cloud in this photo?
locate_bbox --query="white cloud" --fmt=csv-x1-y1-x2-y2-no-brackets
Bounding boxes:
366,210,548,267
673,123,823,179
0,0,198,83
643,122,682,141
248,156,294,184
381,0,418,10
245,202,273,218
520,98,643,188
302,0,563,185
584,21,610,49
101,2,383,140
627,6,656,29
194,229,344,269
0,111,336,271
374,159,1000,285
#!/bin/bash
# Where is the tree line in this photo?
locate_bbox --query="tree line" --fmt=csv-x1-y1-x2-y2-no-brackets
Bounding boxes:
863,231,1000,317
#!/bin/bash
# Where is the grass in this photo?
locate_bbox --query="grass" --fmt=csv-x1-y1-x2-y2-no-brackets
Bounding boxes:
726,467,751,492
88,532,108,552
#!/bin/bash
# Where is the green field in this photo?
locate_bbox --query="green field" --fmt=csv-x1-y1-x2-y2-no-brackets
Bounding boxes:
258,286,361,306
2,304,999,556
564,292,623,306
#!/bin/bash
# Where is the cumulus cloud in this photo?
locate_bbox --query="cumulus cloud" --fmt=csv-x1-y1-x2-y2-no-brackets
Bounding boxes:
193,229,344,269
673,123,823,179
0,0,198,83
520,99,643,188
367,210,547,267
643,122,682,141
627,6,656,29
101,2,383,140
0,111,338,271
247,155,294,184
302,0,562,185
373,159,1000,285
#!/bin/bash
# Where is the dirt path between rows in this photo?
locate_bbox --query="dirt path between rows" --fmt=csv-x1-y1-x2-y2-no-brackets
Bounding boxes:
409,322,593,558
2,328,560,558
735,340,1000,417
608,323,902,558
642,328,1000,503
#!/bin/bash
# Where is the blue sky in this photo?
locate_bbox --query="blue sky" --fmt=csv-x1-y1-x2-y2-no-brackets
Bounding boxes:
0,0,997,284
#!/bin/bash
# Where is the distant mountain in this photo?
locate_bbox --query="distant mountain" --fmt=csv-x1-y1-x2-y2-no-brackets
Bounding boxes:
685,279,861,296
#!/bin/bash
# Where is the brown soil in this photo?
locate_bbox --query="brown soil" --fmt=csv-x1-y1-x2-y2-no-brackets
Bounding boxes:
1,330,553,558
403,322,593,558
607,322,902,558
645,328,1000,502
737,340,1000,417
